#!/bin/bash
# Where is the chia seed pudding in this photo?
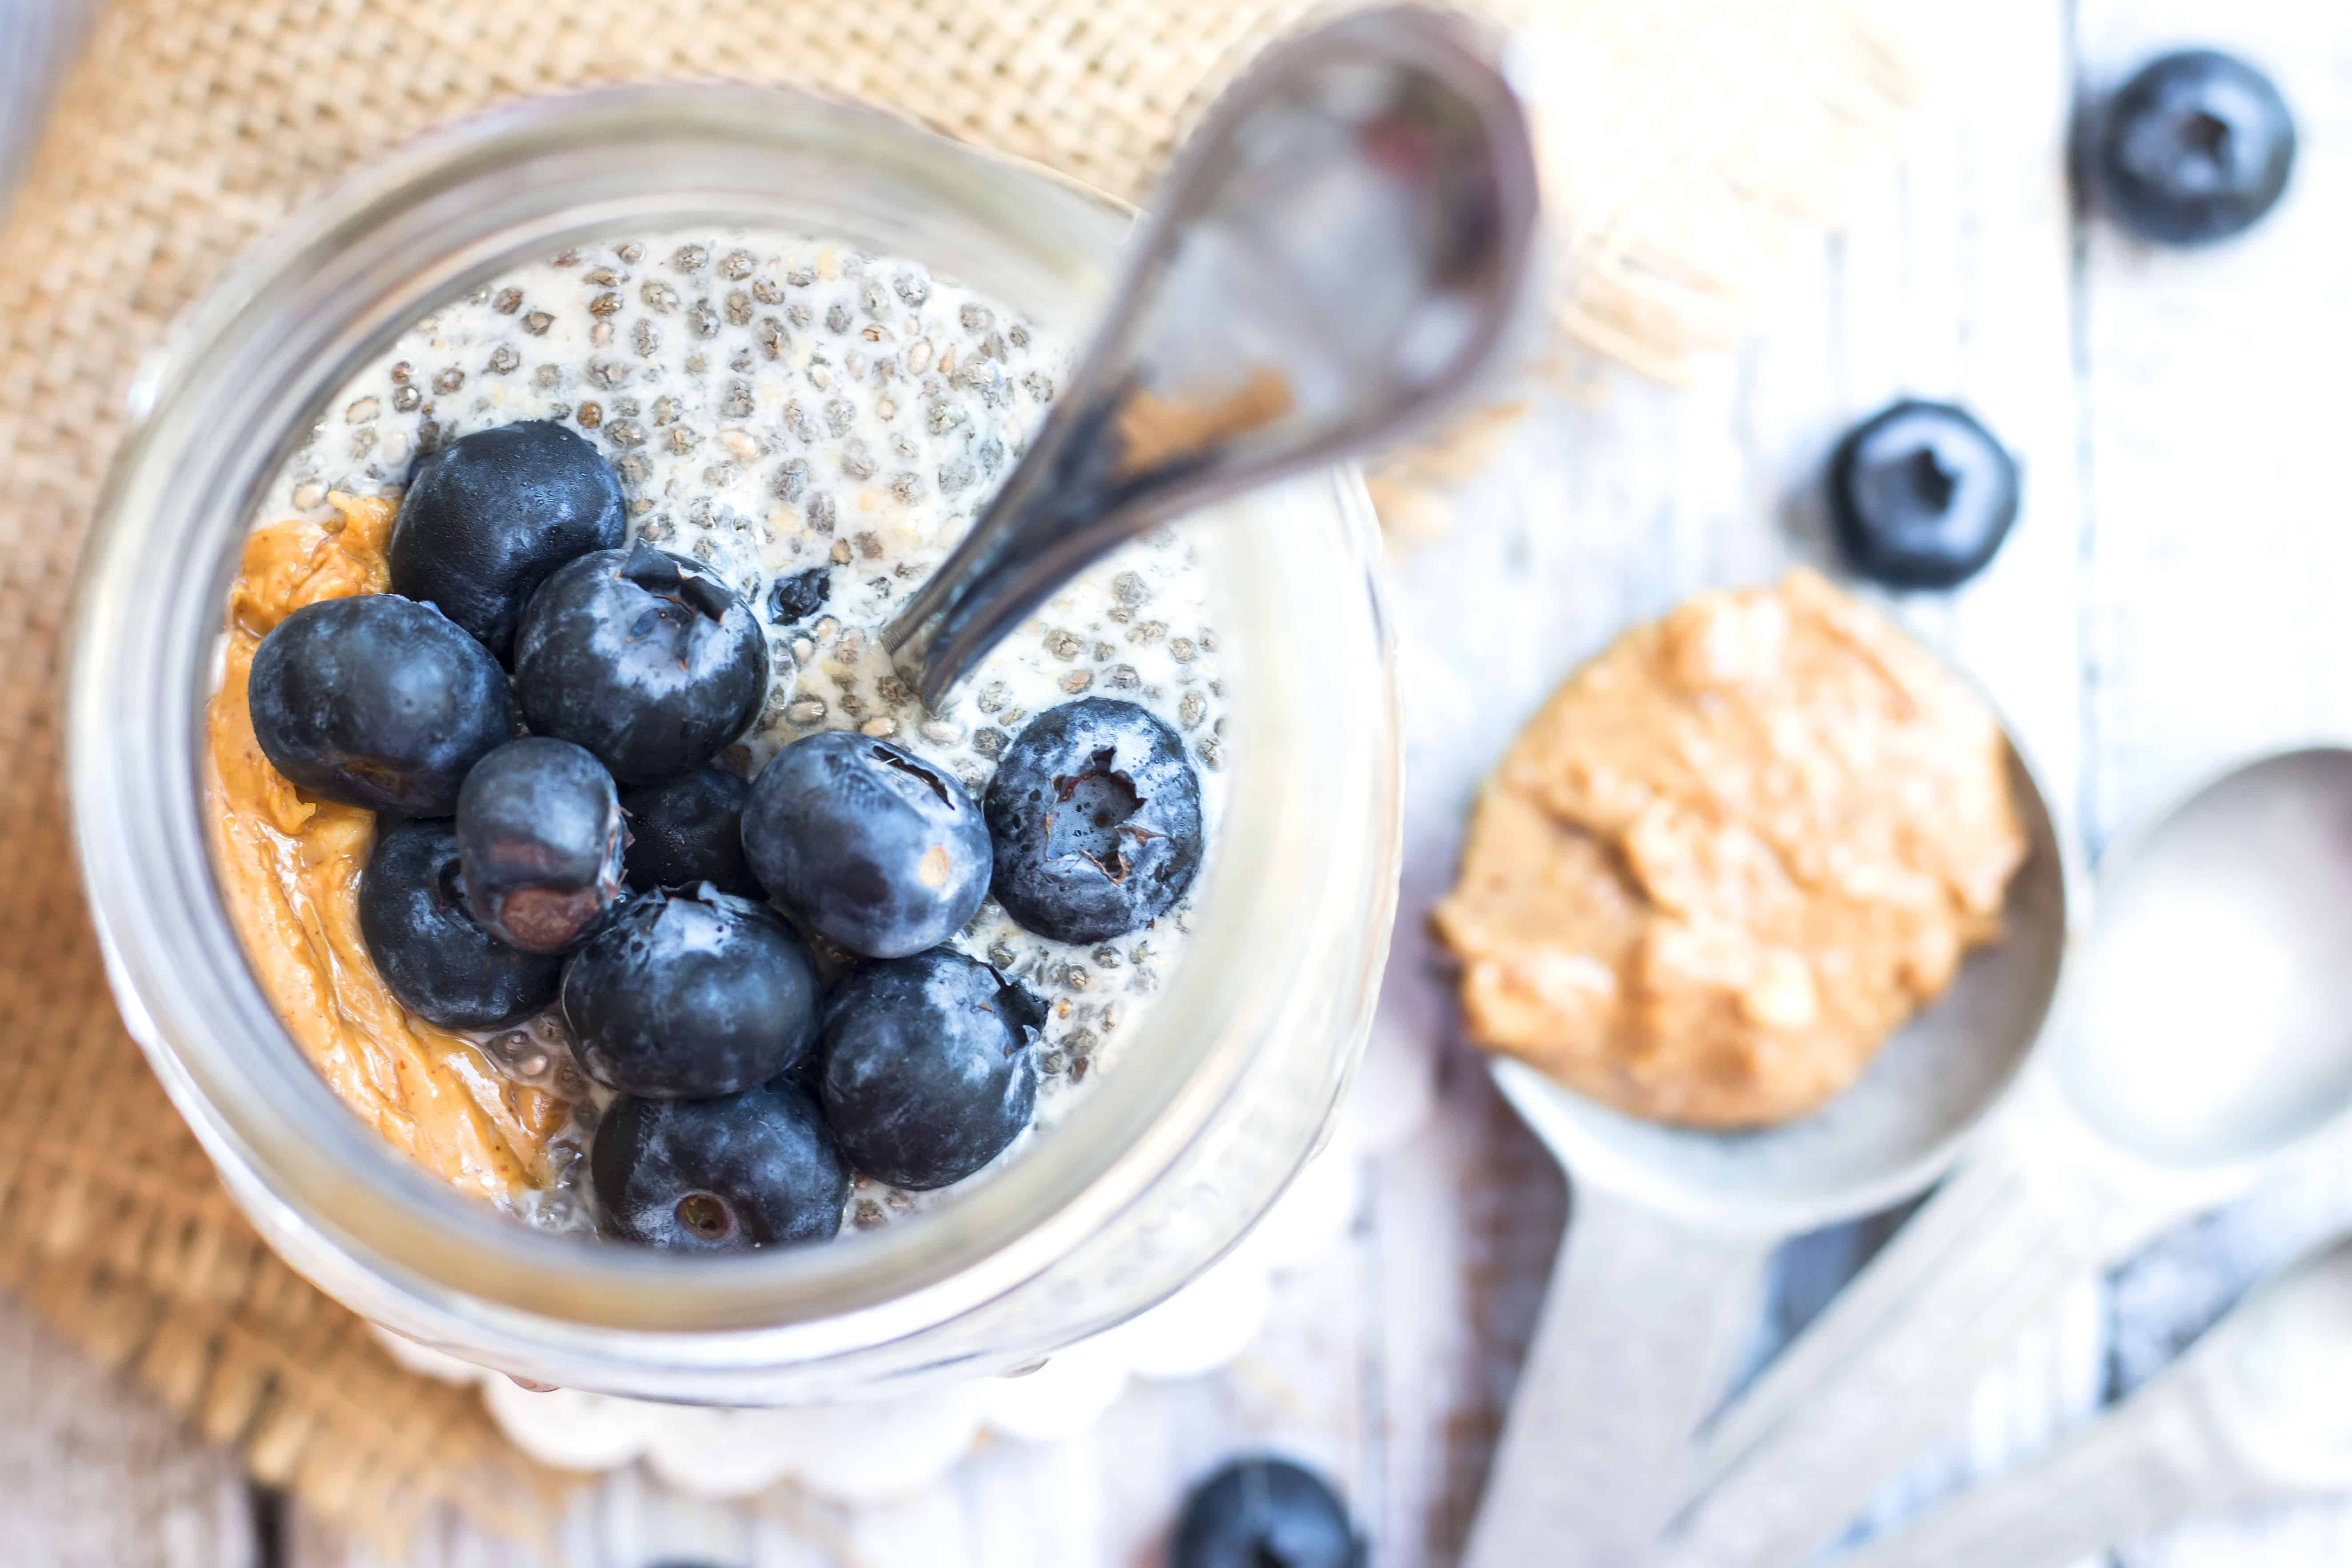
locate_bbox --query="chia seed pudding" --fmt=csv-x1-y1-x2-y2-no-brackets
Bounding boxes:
210,230,1230,1245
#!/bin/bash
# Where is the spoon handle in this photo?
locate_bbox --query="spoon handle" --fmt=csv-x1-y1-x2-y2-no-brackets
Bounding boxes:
1462,1184,1773,1568
1831,1372,2268,1568
1665,1126,2176,1568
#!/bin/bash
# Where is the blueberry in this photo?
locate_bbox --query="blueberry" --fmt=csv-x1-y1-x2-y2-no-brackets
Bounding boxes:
817,948,1040,1190
984,697,1204,944
1827,399,2021,590
1174,1458,1363,1568
390,420,626,661
512,543,769,786
590,1080,847,1250
561,886,822,1098
248,594,516,815
2094,50,2295,246
356,818,561,1030
454,738,625,953
741,732,991,959
619,766,762,898
766,567,831,625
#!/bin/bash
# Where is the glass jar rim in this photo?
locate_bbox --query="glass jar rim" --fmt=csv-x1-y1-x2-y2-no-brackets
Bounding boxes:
68,81,1390,1363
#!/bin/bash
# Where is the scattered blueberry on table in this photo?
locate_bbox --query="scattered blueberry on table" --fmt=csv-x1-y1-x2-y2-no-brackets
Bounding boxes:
1827,399,2021,591
619,765,763,899
562,887,824,1100
986,697,1204,944
2093,49,2296,247
389,419,627,661
1173,1457,1364,1568
356,817,562,1030
247,593,516,815
513,542,768,786
591,1080,848,1250
740,730,993,960
818,948,1043,1190
454,737,626,953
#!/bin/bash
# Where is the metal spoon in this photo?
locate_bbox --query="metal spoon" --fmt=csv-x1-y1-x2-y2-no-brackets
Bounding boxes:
1665,745,2352,1568
1462,726,2076,1568
886,4,1541,707
1829,1232,2352,1568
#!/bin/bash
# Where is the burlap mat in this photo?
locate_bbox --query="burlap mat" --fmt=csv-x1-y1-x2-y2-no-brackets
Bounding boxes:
0,0,1918,1551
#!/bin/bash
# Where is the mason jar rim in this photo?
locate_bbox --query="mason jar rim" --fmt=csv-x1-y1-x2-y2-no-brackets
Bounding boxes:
67,82,1391,1371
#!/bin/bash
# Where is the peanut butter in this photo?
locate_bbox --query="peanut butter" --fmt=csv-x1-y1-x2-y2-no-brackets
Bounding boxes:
1435,570,2026,1128
205,493,562,1201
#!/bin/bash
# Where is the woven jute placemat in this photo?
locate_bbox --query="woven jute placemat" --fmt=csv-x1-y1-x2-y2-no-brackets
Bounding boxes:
0,0,1918,1550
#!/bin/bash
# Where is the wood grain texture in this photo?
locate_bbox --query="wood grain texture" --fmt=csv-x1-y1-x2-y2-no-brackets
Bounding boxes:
11,0,2352,1564
0,1291,256,1568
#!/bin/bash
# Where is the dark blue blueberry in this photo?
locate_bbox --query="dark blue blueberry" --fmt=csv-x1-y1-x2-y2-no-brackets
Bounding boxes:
1174,1458,1363,1568
390,420,626,662
248,593,516,815
561,886,821,1098
512,543,768,786
984,697,1204,945
619,766,762,898
2095,50,2295,246
1828,400,2021,590
356,817,560,1030
766,567,831,625
454,738,625,953
817,948,1039,1190
741,732,991,959
590,1080,847,1250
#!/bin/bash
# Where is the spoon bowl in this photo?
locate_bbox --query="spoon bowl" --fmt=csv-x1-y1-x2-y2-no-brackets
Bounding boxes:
1510,749,2071,1233
2059,746,2352,1169
887,4,1543,703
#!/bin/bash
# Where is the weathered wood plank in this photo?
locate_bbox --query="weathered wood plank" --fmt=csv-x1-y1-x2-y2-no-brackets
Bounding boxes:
2072,0,2352,1563
0,1291,257,1568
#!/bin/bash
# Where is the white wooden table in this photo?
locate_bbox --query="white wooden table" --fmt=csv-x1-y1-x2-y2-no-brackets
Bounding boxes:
11,0,2352,1562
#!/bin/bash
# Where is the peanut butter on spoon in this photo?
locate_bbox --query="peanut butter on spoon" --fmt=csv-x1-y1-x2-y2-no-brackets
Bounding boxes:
1435,570,2027,1129
206,492,563,1202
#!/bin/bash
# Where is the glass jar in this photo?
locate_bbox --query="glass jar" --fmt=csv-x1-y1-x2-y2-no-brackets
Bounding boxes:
66,83,1400,1402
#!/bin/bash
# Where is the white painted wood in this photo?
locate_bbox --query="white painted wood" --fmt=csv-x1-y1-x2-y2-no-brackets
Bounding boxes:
0,1291,257,1568
2068,1,2352,1565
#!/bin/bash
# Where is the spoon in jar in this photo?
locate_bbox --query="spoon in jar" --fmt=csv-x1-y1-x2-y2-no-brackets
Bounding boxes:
885,4,1542,707
1825,1232,2352,1568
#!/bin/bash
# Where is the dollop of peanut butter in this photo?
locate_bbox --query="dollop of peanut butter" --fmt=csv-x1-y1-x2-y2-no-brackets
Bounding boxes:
1434,569,2028,1128
204,494,562,1201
